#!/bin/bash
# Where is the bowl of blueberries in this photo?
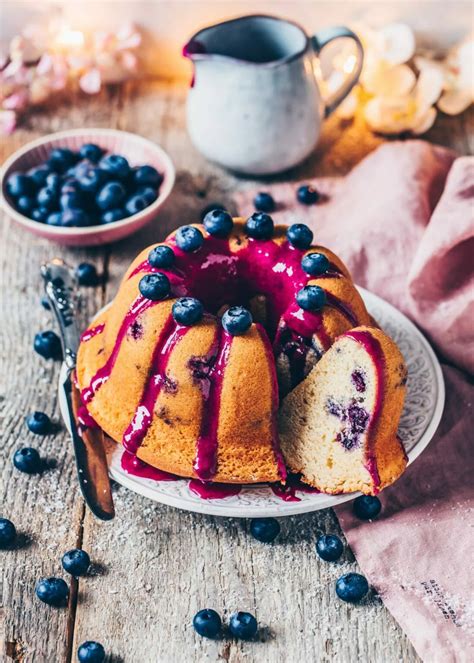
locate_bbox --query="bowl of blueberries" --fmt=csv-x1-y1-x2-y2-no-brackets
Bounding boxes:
0,128,175,246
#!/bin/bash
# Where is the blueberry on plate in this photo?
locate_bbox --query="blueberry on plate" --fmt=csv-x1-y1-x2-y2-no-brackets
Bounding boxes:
316,534,344,561
46,212,63,227
13,447,42,474
222,306,252,335
26,411,52,435
76,263,99,287
133,164,162,188
37,186,59,210
253,191,275,213
77,166,107,193
48,147,77,173
335,572,369,603
125,194,149,216
175,225,204,253
229,612,258,640
245,212,274,240
172,297,204,326
27,165,50,188
200,202,225,221
353,495,382,520
16,196,35,215
296,285,326,311
250,518,280,543
62,549,91,576
6,172,34,198
77,641,106,663
79,143,104,163
34,330,62,360
99,154,130,180
203,209,233,238
96,181,126,211
301,252,329,276
139,273,171,301
0,518,17,548
101,208,127,224
148,245,175,269
193,609,222,638
135,186,158,205
297,184,320,205
61,209,91,227
32,207,50,223
287,223,314,250
35,577,69,607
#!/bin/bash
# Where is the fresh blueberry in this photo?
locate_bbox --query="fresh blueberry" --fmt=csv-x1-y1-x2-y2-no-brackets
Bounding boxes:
335,573,369,603
37,186,58,210
28,165,50,188
0,518,17,548
296,285,326,311
175,225,204,253
60,191,85,210
76,263,99,286
96,181,126,211
200,202,225,221
48,147,77,173
41,295,51,310
250,518,280,543
353,495,382,520
301,252,330,276
46,212,63,226
192,609,222,638
139,273,171,301
33,330,62,360
297,184,320,205
6,172,34,198
99,154,130,180
245,212,274,240
77,166,107,194
13,447,42,474
287,223,313,249
16,196,35,215
133,165,162,188
77,641,106,663
229,612,258,640
45,173,62,191
61,209,91,227
222,306,252,335
135,186,158,204
253,191,275,213
62,549,91,576
79,143,104,163
32,207,50,223
101,209,126,224
26,411,52,435
316,534,344,561
124,194,148,216
35,577,69,607
148,245,175,269
61,178,81,194
172,298,204,326
203,209,233,238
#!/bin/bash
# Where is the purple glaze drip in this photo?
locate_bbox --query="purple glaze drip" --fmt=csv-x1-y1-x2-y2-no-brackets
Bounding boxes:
270,473,319,502
122,318,189,454
121,451,179,481
80,323,105,343
77,404,99,430
188,479,241,499
351,369,367,392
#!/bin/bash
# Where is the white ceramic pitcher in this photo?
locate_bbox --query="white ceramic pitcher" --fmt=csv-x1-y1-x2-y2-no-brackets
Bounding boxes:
183,14,363,175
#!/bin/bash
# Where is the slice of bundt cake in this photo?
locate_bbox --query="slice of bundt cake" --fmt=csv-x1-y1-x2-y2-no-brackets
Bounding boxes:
278,326,408,495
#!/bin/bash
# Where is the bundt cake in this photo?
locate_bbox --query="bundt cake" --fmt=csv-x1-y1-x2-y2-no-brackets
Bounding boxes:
278,326,408,494
76,210,406,492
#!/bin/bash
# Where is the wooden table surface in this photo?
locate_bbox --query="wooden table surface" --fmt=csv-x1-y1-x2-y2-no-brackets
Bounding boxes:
1,80,472,663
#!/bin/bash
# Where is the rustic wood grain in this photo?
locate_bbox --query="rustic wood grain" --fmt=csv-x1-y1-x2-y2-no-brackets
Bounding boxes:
1,79,472,663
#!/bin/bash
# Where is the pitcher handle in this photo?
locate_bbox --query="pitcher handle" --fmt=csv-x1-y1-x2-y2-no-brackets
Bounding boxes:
312,27,364,117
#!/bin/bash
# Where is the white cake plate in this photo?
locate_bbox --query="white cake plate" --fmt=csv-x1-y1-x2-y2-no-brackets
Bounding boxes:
59,287,445,517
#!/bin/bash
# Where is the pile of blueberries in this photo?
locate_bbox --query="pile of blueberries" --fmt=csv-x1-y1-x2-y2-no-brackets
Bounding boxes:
5,144,163,228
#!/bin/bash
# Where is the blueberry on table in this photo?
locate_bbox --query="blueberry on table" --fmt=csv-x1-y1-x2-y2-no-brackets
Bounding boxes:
76,263,99,287
27,165,50,188
77,166,107,193
26,411,52,435
297,184,320,205
135,186,158,205
79,143,104,163
77,641,106,663
48,147,77,173
193,609,222,638
353,495,382,520
287,223,314,250
40,295,51,310
35,577,69,607
96,181,126,211
99,153,130,180
101,209,127,224
61,209,91,227
335,572,369,603
125,194,149,216
172,297,204,326
229,612,258,640
0,518,17,548
245,212,274,240
175,225,204,253
62,549,91,576
148,245,175,269
203,209,233,238
250,517,280,543
301,252,329,276
37,186,59,210
139,273,171,301
32,207,50,223
6,172,34,198
33,330,63,360
222,306,252,335
13,447,42,474
296,285,326,311
16,195,34,215
133,164,162,188
316,534,344,561
254,191,275,213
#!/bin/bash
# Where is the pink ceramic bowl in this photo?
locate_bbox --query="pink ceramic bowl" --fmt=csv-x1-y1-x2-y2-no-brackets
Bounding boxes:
0,128,175,246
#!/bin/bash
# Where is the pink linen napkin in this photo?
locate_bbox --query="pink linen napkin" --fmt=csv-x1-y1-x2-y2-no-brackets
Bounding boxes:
236,141,474,662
